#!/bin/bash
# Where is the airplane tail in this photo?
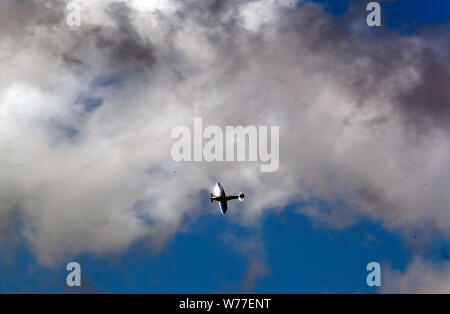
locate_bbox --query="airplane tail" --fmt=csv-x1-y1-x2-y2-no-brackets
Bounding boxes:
210,193,214,203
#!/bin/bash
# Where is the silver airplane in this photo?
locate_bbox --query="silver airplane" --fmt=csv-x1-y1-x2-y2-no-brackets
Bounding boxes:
210,182,245,214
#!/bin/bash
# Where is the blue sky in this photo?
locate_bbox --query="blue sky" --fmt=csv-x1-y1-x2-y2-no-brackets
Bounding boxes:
313,0,450,30
0,0,449,294
0,204,411,293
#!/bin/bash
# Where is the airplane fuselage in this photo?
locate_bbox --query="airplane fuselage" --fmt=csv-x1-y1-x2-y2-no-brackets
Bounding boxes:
210,195,239,202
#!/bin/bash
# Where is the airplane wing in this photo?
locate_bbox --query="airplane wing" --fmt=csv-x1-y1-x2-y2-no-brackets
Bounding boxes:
218,201,227,214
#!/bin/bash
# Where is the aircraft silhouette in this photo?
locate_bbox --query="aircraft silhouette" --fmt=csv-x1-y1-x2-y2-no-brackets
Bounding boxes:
210,182,244,214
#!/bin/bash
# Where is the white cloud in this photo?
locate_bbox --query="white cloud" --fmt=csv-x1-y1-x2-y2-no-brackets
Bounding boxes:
0,1,449,290
382,258,450,294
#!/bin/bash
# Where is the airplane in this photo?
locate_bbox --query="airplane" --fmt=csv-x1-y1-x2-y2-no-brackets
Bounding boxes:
210,182,245,215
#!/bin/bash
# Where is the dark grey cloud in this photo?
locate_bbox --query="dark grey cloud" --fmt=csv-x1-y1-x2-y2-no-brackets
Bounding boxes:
55,2,157,74
394,47,450,131
97,2,157,69
0,0,66,36
278,2,450,133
